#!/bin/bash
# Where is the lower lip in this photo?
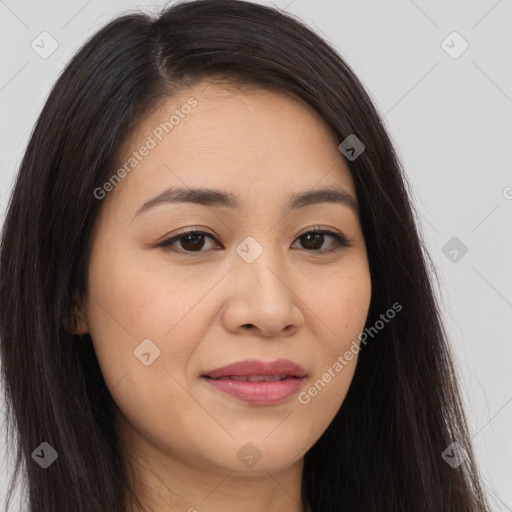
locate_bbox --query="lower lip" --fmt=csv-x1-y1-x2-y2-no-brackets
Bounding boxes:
201,376,305,404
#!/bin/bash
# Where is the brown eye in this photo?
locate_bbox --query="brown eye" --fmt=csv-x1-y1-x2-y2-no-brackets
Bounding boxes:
294,230,351,253
159,230,219,253
176,232,208,251
299,231,327,251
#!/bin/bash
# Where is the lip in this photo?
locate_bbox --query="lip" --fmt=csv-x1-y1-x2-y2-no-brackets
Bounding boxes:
201,358,307,405
202,358,307,379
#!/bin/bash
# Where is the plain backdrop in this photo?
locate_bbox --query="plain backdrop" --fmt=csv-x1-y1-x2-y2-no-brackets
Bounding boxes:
1,0,511,510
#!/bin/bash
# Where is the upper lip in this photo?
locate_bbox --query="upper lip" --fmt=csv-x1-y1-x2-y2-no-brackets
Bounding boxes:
202,358,307,379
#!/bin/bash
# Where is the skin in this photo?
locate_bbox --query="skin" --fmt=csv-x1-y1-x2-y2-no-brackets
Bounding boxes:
75,80,372,512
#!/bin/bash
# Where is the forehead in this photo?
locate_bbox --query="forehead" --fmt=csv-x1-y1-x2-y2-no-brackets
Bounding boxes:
105,81,357,218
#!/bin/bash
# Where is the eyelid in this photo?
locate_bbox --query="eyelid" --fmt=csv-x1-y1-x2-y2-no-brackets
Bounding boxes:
157,225,213,244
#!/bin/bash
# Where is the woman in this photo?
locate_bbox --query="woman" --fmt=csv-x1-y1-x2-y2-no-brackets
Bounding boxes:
0,1,490,511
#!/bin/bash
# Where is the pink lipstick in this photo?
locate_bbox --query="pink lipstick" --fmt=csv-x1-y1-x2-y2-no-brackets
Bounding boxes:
201,358,306,405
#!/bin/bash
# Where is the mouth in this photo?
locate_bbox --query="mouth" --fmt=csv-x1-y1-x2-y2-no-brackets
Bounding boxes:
204,374,295,382
200,359,306,405
201,358,307,379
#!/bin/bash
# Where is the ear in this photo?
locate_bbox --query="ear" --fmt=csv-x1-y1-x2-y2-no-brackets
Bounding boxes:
65,291,89,335
74,292,89,335
74,308,89,335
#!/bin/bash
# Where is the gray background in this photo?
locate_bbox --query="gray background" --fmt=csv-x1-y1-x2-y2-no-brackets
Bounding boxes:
1,0,511,510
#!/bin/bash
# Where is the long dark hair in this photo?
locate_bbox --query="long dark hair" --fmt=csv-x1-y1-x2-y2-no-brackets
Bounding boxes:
0,1,490,510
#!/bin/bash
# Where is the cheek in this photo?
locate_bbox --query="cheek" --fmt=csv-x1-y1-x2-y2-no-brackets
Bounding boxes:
84,240,203,392
308,262,372,353
296,264,371,427
84,247,208,455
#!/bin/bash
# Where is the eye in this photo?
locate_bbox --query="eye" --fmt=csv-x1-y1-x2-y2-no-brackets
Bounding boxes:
159,228,218,253
293,229,352,254
158,228,353,254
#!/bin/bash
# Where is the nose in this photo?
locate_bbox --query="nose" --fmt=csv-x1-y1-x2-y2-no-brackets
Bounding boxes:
220,246,304,338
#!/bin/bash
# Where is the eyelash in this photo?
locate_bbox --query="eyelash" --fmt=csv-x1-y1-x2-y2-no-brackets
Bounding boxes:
158,227,353,256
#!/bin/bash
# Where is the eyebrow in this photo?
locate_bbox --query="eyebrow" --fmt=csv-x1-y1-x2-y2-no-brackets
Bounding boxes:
134,184,359,218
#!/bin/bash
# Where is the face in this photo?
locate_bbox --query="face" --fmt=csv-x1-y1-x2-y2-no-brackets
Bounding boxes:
78,80,371,487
